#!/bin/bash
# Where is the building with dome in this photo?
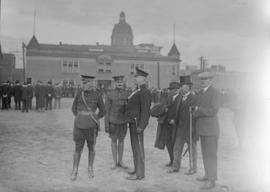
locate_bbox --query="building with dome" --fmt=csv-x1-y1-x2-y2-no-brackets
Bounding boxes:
25,12,181,89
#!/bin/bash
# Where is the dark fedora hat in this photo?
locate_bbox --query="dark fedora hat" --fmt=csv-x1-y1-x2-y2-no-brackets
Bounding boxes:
168,82,180,90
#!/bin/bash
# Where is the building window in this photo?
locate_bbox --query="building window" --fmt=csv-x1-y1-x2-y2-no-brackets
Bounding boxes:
62,59,80,73
73,61,79,73
62,61,68,72
98,62,111,73
172,65,176,76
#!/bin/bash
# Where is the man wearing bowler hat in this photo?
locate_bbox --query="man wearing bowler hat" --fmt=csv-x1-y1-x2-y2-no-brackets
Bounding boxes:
154,81,180,167
192,71,221,189
71,75,105,181
125,67,152,180
104,75,129,170
167,75,198,175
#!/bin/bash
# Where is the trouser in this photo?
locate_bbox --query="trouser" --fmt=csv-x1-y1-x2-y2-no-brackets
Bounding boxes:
166,141,174,164
2,97,8,110
14,98,21,110
200,136,218,181
54,97,61,109
172,135,197,171
46,98,52,110
129,122,145,178
28,98,33,110
22,99,29,112
8,96,11,108
35,96,39,110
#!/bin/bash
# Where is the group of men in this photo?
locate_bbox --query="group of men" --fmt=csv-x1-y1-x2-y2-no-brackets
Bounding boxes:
0,79,63,112
153,72,221,189
71,66,221,190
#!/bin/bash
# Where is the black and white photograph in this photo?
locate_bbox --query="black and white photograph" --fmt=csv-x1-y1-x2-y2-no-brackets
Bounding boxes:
0,0,269,191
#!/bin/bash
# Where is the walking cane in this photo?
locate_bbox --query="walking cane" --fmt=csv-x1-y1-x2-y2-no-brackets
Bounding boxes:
189,106,193,172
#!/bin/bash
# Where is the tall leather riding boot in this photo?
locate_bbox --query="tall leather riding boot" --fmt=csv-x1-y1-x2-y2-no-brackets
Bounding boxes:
88,151,95,179
117,141,128,169
111,142,117,169
71,152,81,181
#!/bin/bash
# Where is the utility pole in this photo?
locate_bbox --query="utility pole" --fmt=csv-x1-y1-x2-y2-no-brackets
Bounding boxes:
22,42,26,81
157,62,160,89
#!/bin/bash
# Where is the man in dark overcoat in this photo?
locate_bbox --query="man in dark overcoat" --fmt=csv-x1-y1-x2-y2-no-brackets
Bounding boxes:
21,82,29,112
38,81,46,112
125,67,152,180
192,71,221,190
71,75,105,181
105,75,130,169
167,76,198,175
14,80,22,110
1,81,10,110
27,78,34,110
154,82,179,167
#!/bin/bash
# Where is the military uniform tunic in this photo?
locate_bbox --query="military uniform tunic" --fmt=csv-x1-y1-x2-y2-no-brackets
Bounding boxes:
72,89,106,152
104,88,129,140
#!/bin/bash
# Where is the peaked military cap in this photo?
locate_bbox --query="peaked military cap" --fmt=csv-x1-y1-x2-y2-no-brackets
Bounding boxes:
198,71,214,80
112,75,125,81
168,82,180,90
81,75,95,84
135,67,148,77
180,75,192,85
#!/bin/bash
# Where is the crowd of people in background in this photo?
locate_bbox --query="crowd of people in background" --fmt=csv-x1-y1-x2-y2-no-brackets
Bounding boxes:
0,79,64,112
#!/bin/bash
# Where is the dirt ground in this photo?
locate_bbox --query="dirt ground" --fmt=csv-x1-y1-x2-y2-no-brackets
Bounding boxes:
0,98,269,192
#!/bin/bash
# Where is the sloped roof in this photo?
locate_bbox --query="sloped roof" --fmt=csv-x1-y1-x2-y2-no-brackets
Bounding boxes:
168,43,180,56
27,35,39,48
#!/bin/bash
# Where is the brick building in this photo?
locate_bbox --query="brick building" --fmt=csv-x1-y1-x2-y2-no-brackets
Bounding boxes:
25,12,181,89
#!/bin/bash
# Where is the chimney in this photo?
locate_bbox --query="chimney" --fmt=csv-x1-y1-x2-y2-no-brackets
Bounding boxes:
96,42,99,46
59,41,62,46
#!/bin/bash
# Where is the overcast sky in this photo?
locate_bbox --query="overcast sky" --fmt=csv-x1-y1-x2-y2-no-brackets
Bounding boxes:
0,0,269,71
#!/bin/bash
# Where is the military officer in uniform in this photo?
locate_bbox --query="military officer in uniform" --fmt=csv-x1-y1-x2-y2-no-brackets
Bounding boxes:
125,67,152,180
192,72,221,190
71,75,106,181
167,76,198,175
105,75,129,169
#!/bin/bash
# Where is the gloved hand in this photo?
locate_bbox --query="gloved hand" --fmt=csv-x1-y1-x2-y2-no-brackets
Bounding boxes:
136,127,143,134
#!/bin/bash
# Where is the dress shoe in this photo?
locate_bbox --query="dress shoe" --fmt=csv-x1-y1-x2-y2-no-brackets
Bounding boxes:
167,168,179,173
184,168,197,175
196,176,208,182
165,162,173,167
126,175,144,180
70,171,78,181
200,180,216,190
128,170,136,175
111,163,117,170
88,168,94,179
117,162,128,169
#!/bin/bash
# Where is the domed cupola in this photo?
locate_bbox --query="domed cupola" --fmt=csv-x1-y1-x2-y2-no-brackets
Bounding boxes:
111,11,133,47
